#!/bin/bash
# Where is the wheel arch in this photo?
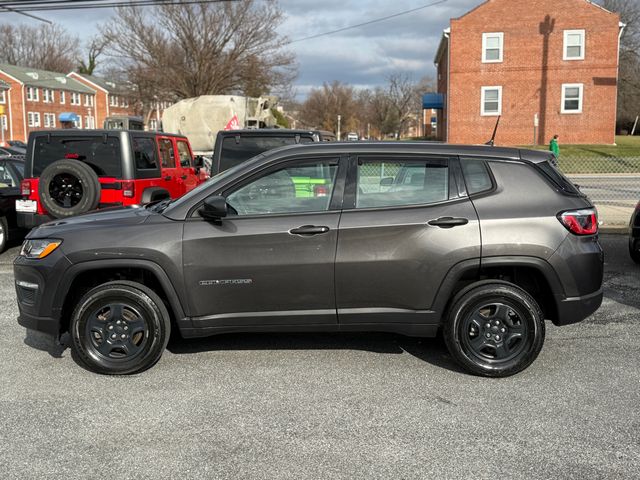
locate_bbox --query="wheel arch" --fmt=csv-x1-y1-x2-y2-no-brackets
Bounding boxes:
57,259,188,335
141,187,170,204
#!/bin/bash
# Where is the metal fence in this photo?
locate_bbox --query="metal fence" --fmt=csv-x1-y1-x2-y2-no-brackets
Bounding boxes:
558,156,639,227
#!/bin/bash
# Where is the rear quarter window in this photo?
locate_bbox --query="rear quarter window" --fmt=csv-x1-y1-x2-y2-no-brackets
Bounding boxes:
32,136,122,177
460,158,493,195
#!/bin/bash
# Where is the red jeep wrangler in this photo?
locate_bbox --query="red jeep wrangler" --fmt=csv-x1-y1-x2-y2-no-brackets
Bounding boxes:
17,130,207,227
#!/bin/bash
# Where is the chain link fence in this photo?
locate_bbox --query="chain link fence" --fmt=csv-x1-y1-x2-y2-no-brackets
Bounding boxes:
557,156,639,227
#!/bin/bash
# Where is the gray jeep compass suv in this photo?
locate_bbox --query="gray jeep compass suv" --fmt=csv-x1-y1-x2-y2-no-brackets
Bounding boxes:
14,143,603,377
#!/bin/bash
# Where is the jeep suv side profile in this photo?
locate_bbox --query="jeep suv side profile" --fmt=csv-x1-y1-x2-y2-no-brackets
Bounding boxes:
14,143,603,377
17,130,205,227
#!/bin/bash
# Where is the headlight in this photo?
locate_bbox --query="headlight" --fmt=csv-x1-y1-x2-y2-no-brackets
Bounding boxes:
19,239,62,259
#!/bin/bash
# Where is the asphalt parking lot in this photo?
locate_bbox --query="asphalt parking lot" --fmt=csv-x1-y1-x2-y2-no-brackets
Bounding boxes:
0,234,638,479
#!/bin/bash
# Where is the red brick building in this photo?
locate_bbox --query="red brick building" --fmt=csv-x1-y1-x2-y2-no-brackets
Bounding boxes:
433,0,622,145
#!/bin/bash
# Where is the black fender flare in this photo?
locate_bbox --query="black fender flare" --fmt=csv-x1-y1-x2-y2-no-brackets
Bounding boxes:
141,187,170,204
55,258,189,331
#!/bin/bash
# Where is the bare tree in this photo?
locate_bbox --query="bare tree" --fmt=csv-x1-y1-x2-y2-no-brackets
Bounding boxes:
0,23,79,73
77,36,110,75
101,0,296,109
299,81,360,135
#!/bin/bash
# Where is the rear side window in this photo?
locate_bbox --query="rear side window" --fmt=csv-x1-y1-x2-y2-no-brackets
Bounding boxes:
356,158,449,208
460,158,493,195
32,136,122,177
219,135,314,172
132,137,159,178
536,160,581,195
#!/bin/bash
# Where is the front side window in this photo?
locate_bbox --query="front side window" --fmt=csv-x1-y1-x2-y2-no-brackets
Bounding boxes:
356,158,449,209
226,159,339,216
481,86,502,116
564,30,585,60
177,141,192,168
482,32,503,63
562,83,583,113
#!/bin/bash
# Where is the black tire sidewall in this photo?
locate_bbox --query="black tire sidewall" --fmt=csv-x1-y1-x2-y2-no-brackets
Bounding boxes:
629,237,640,264
444,283,545,377
0,216,7,252
38,159,101,218
70,281,170,375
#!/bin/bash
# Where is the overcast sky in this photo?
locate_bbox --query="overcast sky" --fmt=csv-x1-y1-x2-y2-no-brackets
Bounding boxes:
1,0,484,98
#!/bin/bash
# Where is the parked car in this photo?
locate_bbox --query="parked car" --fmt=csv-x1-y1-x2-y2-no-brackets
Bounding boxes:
211,129,335,175
8,140,27,149
629,201,640,263
346,132,359,141
15,143,603,376
0,146,26,158
16,130,206,228
0,157,26,252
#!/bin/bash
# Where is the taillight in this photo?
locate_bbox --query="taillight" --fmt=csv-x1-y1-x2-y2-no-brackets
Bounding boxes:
314,184,328,197
558,208,598,235
21,180,31,196
122,181,135,198
64,153,80,159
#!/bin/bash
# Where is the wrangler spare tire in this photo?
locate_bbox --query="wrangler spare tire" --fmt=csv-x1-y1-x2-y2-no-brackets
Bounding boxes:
38,159,101,218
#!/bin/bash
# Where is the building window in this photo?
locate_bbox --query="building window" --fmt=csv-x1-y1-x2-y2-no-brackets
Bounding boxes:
74,116,82,129
27,112,41,127
60,91,65,104
110,95,118,107
149,119,158,131
481,86,502,116
44,113,56,128
564,30,585,61
26,87,39,102
482,32,503,63
84,94,94,107
71,92,81,105
561,84,583,114
0,90,5,104
43,89,54,103
84,115,95,129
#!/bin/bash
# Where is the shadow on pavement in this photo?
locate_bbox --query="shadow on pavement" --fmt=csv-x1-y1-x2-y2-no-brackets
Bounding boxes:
167,332,466,375
23,329,68,358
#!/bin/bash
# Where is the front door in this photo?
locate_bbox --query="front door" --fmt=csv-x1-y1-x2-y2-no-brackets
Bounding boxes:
176,139,199,193
335,155,481,324
183,155,344,327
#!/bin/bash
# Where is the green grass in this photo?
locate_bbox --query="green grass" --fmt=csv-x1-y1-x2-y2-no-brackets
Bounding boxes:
525,136,640,174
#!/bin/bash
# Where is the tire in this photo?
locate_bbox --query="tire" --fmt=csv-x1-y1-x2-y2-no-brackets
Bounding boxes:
443,282,545,378
0,216,7,253
38,159,101,218
629,237,640,264
70,281,171,375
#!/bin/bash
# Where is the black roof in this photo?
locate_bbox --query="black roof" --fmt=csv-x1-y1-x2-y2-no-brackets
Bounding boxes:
28,129,188,139
216,128,334,137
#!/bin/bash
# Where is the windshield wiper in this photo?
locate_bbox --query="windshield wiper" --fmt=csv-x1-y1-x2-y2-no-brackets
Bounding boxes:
146,198,173,213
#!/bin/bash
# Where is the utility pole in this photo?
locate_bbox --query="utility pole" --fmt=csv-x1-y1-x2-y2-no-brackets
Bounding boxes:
337,114,341,141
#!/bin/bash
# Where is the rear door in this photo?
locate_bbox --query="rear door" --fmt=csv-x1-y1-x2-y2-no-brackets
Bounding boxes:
335,154,481,324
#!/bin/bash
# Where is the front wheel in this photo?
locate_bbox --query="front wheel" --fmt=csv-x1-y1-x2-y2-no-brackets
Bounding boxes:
70,281,170,375
443,283,545,377
0,216,7,253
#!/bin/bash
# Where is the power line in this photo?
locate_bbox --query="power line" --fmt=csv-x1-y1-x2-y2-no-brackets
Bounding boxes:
289,0,448,44
0,0,239,12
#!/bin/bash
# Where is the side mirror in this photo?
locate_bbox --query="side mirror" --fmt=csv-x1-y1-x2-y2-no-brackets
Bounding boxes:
380,177,394,187
194,155,204,168
200,195,227,220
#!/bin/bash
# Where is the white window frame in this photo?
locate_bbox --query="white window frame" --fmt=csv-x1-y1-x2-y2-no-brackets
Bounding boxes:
482,32,504,63
26,87,39,102
561,83,584,114
71,92,80,105
0,90,5,104
43,88,54,103
481,86,502,116
27,112,41,127
0,114,7,130
74,116,82,129
110,95,117,107
563,29,585,61
84,94,94,107
44,113,56,128
60,91,65,104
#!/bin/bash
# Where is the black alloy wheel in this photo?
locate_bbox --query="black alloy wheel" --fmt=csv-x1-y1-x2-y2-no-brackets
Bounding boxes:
70,281,170,375
49,173,84,208
444,282,545,377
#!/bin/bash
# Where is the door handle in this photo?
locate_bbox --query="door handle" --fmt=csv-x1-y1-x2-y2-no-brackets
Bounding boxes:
164,175,172,181
289,225,330,235
428,217,469,228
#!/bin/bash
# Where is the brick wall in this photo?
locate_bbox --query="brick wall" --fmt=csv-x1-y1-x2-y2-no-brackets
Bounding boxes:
445,0,620,146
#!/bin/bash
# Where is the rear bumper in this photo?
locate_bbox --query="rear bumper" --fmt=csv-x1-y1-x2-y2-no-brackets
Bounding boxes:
553,288,603,326
17,212,53,229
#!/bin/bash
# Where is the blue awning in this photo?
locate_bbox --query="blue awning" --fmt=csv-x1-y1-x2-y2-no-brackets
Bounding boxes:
423,93,445,110
59,112,79,122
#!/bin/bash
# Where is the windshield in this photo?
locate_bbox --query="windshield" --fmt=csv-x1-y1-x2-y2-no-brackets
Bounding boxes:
164,155,265,212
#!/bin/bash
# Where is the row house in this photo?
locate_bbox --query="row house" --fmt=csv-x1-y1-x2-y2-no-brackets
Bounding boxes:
430,0,622,145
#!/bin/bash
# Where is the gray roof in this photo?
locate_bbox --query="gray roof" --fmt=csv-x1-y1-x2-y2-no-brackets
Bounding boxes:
0,63,95,93
74,73,134,95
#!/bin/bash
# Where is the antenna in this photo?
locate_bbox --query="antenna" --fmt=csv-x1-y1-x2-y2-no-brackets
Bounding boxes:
485,115,501,146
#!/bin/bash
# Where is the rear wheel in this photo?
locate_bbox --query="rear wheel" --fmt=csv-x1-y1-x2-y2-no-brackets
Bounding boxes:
70,281,170,375
630,237,640,264
38,159,101,218
443,283,545,377
0,216,7,253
